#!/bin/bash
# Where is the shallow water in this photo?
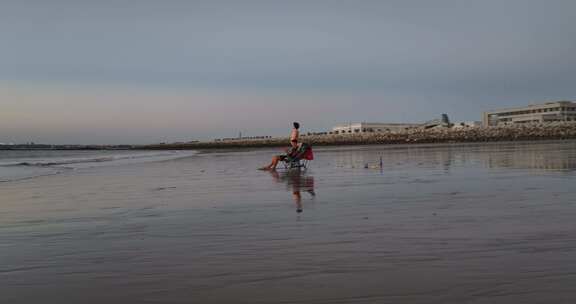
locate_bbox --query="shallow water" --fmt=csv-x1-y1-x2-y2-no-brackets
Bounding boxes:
0,150,196,182
2,141,576,303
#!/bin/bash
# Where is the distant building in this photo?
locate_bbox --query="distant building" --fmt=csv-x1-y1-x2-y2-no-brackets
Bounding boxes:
483,101,576,126
421,114,451,129
452,121,482,129
214,136,272,142
332,122,420,134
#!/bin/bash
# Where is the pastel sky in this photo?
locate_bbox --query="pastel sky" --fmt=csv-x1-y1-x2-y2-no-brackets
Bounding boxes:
1,0,575,144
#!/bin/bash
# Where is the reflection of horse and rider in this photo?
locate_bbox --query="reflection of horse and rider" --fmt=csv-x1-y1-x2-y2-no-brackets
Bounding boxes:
269,170,315,213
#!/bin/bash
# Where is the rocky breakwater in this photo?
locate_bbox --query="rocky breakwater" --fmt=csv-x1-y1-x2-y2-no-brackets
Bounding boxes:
305,122,576,146
141,122,576,150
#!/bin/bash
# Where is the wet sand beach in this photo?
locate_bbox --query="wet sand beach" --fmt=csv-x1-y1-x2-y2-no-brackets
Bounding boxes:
2,141,576,303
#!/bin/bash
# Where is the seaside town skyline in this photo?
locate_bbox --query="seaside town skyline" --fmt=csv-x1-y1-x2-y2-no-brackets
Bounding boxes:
2,0,576,144
2,99,575,146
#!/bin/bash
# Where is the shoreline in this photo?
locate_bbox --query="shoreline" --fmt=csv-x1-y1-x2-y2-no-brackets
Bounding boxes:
3,122,576,151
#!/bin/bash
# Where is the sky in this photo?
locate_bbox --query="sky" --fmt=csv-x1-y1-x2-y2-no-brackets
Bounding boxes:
1,0,575,144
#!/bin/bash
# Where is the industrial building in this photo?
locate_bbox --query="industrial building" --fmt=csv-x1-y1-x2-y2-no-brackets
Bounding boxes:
332,122,420,134
452,121,482,129
483,101,576,126
332,115,451,134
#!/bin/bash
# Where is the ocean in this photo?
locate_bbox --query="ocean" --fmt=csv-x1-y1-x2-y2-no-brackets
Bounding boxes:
2,140,576,303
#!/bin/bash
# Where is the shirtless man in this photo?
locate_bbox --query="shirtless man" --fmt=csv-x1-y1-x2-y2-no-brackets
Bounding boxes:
259,122,300,170
290,122,299,149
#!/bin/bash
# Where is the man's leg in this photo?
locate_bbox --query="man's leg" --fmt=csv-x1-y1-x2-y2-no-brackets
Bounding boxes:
269,156,281,169
259,155,282,170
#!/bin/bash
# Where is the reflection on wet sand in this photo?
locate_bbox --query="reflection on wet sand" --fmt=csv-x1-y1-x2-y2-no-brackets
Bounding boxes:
269,170,315,213
4,141,576,303
330,141,576,172
481,142,576,171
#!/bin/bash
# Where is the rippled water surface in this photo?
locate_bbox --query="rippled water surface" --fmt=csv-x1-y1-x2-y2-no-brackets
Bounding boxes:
2,141,576,303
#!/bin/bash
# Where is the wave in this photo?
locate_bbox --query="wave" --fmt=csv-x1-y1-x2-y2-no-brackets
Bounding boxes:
0,151,197,168
0,151,198,182
0,169,65,183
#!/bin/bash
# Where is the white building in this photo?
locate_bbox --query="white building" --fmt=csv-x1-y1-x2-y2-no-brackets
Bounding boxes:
332,122,419,134
452,121,482,129
483,101,576,126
